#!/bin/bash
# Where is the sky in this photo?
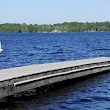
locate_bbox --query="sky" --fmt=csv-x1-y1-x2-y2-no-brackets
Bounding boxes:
0,0,110,24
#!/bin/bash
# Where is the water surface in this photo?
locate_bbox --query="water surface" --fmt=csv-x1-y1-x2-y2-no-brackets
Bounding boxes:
0,32,110,110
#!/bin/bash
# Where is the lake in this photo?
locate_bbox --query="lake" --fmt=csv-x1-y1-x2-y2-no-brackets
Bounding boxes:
0,32,110,110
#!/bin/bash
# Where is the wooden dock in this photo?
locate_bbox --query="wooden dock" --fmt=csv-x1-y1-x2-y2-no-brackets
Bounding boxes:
0,57,110,99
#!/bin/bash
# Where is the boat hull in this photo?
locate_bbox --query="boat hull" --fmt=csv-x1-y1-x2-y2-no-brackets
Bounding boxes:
0,49,3,53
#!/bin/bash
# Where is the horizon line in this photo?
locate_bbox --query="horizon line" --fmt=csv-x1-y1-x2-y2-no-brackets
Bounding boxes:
0,21,110,25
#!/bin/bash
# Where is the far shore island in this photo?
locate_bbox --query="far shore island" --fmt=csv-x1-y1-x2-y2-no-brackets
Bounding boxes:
0,21,110,33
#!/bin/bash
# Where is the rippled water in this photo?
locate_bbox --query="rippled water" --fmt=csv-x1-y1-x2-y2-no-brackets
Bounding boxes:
0,32,110,110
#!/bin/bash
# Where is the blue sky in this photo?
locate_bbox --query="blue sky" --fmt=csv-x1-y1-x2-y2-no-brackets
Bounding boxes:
0,0,110,24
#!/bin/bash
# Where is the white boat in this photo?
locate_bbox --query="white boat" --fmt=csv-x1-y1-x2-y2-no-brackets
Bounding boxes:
0,42,3,53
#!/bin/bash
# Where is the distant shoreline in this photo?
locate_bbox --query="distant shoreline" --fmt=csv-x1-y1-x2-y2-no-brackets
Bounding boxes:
0,21,110,33
0,31,110,34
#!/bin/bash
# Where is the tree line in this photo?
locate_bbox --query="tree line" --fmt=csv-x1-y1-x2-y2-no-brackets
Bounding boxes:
0,21,110,33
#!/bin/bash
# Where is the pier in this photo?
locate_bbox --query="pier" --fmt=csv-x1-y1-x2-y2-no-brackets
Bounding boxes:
0,57,110,99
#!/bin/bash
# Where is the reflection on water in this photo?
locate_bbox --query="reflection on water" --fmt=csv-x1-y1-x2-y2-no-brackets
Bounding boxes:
0,73,110,110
